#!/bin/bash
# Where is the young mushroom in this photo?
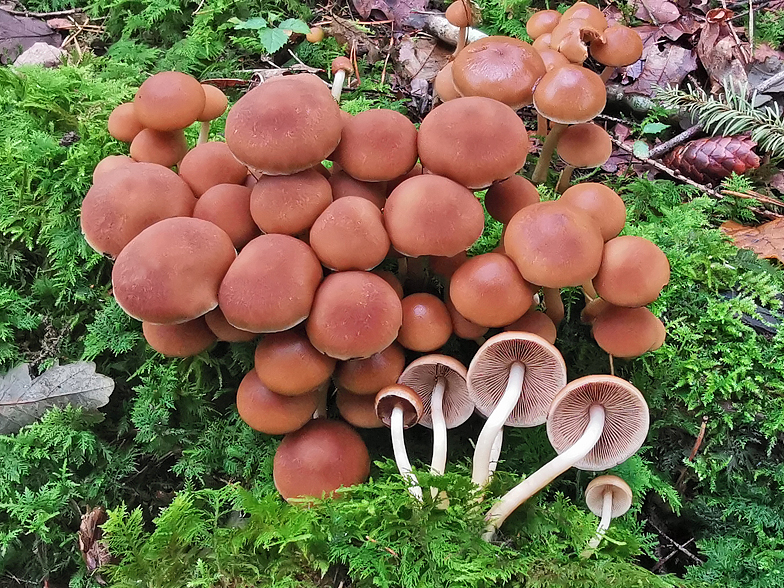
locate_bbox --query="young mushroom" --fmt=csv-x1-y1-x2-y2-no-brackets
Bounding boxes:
193,184,260,250
553,123,612,193
335,342,406,396
254,328,336,396
589,25,644,83
179,142,249,197
446,0,473,55
142,317,216,357
250,169,333,236
331,57,353,102
107,103,144,143
133,71,206,132
593,235,671,307
398,293,454,352
584,475,634,551
197,84,229,144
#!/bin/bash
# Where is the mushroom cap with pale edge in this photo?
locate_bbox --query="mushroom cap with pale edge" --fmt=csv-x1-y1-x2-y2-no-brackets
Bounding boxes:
418,96,530,189
536,47,571,72
446,298,489,340
590,25,644,67
397,355,473,429
237,370,321,435
336,342,406,395
398,293,453,352
445,0,471,27
591,305,665,358
218,234,323,333
559,183,626,242
434,62,461,102
561,1,608,31
485,175,541,225
133,71,206,132
384,174,485,257
108,103,144,143
92,155,134,183
112,217,236,324
504,310,557,345
375,384,424,428
306,271,403,360
504,200,604,288
526,10,562,39
557,123,612,168
533,65,607,125
130,129,188,168
198,84,228,122
331,109,418,182
251,169,333,235
179,142,249,197
254,329,336,396
142,317,216,357
331,56,353,74
193,184,259,250
329,170,387,209
452,36,546,110
593,235,670,307
274,418,370,502
204,307,256,342
336,388,385,428
585,475,633,518
468,332,567,427
225,73,342,175
547,374,649,471
387,162,423,195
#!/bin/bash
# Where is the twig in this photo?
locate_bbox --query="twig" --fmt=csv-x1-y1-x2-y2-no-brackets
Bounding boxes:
749,0,754,58
722,189,784,208
365,536,398,557
756,69,784,93
721,0,751,64
651,538,696,572
687,416,709,461
648,124,702,159
647,520,704,564
4,7,81,16
380,23,393,86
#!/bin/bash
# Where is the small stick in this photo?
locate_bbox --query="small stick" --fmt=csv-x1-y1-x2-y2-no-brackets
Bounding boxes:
608,354,614,376
721,0,751,64
756,68,784,93
648,124,702,159
7,7,81,16
675,416,708,489
749,0,754,58
721,189,784,208
365,536,398,557
379,24,394,86
647,520,704,564
651,538,696,572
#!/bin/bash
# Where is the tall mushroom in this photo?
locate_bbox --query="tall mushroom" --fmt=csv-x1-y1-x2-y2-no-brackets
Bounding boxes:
583,474,634,551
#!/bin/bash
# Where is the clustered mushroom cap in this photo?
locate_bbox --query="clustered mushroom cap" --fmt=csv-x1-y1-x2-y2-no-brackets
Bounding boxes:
548,19,604,64
397,293,453,352
592,305,666,357
254,329,336,396
335,342,406,395
533,65,607,125
236,370,321,435
375,384,424,428
204,307,257,342
193,184,260,249
130,129,188,167
108,103,144,143
526,9,562,39
336,388,384,428
561,1,608,30
535,47,571,72
434,62,461,102
445,0,472,28
445,299,489,340
590,25,643,67
580,297,611,324
397,355,473,429
532,33,552,51
504,310,557,345
372,269,405,299
329,170,387,209
559,183,627,242
593,235,671,307
198,84,229,122
142,317,216,357
178,142,248,197
430,251,468,279
585,475,634,518
133,71,206,132
92,155,134,182
485,174,541,226
251,169,333,235
556,123,612,169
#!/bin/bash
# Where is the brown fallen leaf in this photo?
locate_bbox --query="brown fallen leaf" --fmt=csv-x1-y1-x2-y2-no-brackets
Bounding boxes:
627,43,698,96
78,506,113,585
697,9,750,91
721,218,784,263
635,0,680,24
351,0,428,27
395,35,450,84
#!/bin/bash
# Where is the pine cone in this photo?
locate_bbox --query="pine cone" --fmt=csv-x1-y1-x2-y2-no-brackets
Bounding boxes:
662,135,760,184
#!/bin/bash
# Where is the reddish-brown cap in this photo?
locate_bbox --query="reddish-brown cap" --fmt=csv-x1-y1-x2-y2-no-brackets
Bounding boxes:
237,369,320,434
557,123,612,168
590,25,643,67
219,234,323,332
593,235,670,307
592,305,666,358
130,129,188,167
179,142,248,197
197,84,228,122
142,316,216,357
533,65,607,125
372,270,404,299
204,307,257,342
418,96,530,189
254,328,336,396
92,155,134,183
112,217,236,324
504,200,604,288
386,162,423,196
504,310,557,345
532,33,552,51
306,271,403,360
485,175,540,225
336,388,385,428
398,293,453,352
526,10,562,39
559,183,626,242
468,332,567,427
133,71,206,132
535,47,571,72
445,298,489,341
549,18,605,64
561,2,608,30
585,475,633,518
384,175,485,257
193,184,260,249
225,74,342,175
108,103,144,143
430,251,468,280
397,355,473,429
335,342,406,395
375,384,424,428
445,0,472,27
331,56,353,74
580,297,610,324
452,36,546,110
547,375,649,470
251,169,333,235
329,170,386,210
434,62,461,102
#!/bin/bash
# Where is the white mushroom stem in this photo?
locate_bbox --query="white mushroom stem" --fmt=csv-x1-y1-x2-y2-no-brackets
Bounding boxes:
332,69,348,102
430,377,448,477
488,428,503,476
555,166,576,194
471,362,526,486
198,121,211,145
532,122,567,184
587,487,614,549
482,403,606,541
424,14,487,47
391,405,423,501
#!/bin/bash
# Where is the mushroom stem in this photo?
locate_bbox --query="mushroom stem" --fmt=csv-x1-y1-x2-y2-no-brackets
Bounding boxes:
531,122,567,184
391,405,423,500
536,114,548,137
198,121,211,145
430,377,448,477
454,26,467,55
586,487,614,549
582,280,597,302
600,66,615,84
332,69,348,102
482,403,606,541
609,354,615,376
488,428,503,476
543,287,565,326
471,362,526,486
555,165,575,194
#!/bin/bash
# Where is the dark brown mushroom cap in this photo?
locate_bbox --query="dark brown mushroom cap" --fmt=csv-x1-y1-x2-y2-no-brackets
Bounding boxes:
591,305,666,358
585,475,633,518
198,84,228,122
178,142,249,197
142,316,217,357
449,252,535,327
331,109,418,182
306,271,403,360
418,96,530,189
559,183,626,242
225,73,342,175
445,298,489,340
452,36,546,110
384,175,485,257
535,47,571,72
331,56,353,74
397,355,473,429
561,1,608,31
254,328,336,396
375,384,424,428
133,71,206,132
329,170,386,210
335,342,406,395
526,10,562,39
504,310,557,345
467,332,567,427
251,169,333,235
434,62,461,102
485,175,541,225
108,103,144,143
193,184,260,250
92,155,135,183
112,217,236,324
590,25,644,67
504,200,604,288
593,235,670,307
557,123,612,168
336,388,385,428
204,307,257,342
547,374,649,471
237,370,321,435
274,418,370,501
533,65,607,125
130,129,188,168
445,0,472,27
398,293,453,352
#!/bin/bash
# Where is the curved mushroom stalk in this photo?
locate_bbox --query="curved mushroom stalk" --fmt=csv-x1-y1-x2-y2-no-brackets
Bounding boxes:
531,122,567,184
587,488,614,549
487,428,503,476
331,57,353,103
390,405,423,500
583,474,633,553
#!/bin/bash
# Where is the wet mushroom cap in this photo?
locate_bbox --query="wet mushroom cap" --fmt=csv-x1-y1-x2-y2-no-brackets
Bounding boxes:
335,342,406,395
445,0,472,27
434,62,461,102
142,317,217,357
112,217,236,324
193,184,260,250
591,305,665,358
533,65,607,125
179,142,249,197
198,84,229,121
484,175,541,225
237,370,321,435
329,170,386,210
593,235,670,307
336,388,385,428
585,475,634,518
526,10,562,39
556,123,612,169
375,384,424,428
561,1,608,31
251,169,333,235
535,47,571,72
92,155,135,183
254,329,336,396
108,103,144,143
547,374,649,471
204,307,257,342
397,293,453,352
590,25,644,67
559,183,626,242
130,129,188,168
504,310,557,345
133,71,206,132
468,332,567,427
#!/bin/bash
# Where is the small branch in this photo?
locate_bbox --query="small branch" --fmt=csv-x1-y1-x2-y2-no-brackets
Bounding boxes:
687,416,709,461
648,124,702,159
4,7,81,16
647,520,704,564
756,69,784,93
651,538,696,572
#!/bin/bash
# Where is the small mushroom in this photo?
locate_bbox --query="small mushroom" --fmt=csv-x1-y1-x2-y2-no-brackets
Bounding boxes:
584,475,634,550
589,25,643,82
559,183,627,242
336,388,384,428
335,342,406,395
593,235,670,307
204,307,257,342
433,62,461,103
398,293,453,352
179,142,249,197
197,84,229,144
561,1,608,30
329,170,387,210
133,71,206,132
331,57,353,102
193,184,260,250
592,305,666,358
254,328,336,396
130,129,188,168
553,123,612,193
107,103,144,143
548,18,604,65
504,310,557,345
526,10,562,40
484,175,541,225
251,168,333,235
445,0,473,55
445,298,488,344
142,316,217,357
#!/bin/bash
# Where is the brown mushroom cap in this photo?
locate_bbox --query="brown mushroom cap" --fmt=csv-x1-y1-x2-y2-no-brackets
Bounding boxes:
92,155,135,183
535,47,571,72
331,109,418,182
250,169,333,235
418,96,530,189
593,235,670,307
193,184,260,249
445,298,489,340
430,251,468,280
580,297,611,324
225,73,342,175
526,10,562,39
434,62,461,102
547,374,649,471
237,370,320,435
336,388,385,428
372,270,404,299
306,271,403,360
504,200,604,288
398,293,453,352
549,18,605,64
592,305,666,358
335,342,406,395
274,418,370,501
204,307,257,342
375,384,424,428
532,33,552,51
384,175,485,257
468,332,567,427
108,103,144,143
133,71,206,132
557,123,612,169
254,328,336,396
559,183,626,242
504,310,557,345
585,475,634,518
309,196,390,271
219,234,323,333
178,142,249,197
449,252,535,327
533,65,607,125
142,316,217,357
445,0,472,27
328,170,386,210
331,56,353,75
484,175,541,225
198,84,228,122
561,1,608,31
397,355,473,429
590,25,644,67
130,129,188,167
386,162,423,195
112,217,236,324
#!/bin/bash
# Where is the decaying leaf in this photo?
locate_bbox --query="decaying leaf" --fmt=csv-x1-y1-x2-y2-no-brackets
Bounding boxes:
635,0,680,24
0,361,114,435
0,10,62,64
722,218,784,264
697,10,750,91
351,0,428,27
78,506,112,585
627,43,698,96
395,35,450,84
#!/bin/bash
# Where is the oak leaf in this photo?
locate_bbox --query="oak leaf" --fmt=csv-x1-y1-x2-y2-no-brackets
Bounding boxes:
721,218,784,264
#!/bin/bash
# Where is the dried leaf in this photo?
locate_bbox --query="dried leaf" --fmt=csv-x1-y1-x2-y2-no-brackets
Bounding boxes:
635,0,680,24
770,172,784,193
78,506,112,585
0,362,114,435
0,10,61,64
627,44,698,96
721,218,784,263
395,35,450,84
697,20,749,91
351,0,429,26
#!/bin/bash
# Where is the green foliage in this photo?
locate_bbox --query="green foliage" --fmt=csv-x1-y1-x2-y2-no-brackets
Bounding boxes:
754,10,784,49
473,0,532,40
229,14,310,54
